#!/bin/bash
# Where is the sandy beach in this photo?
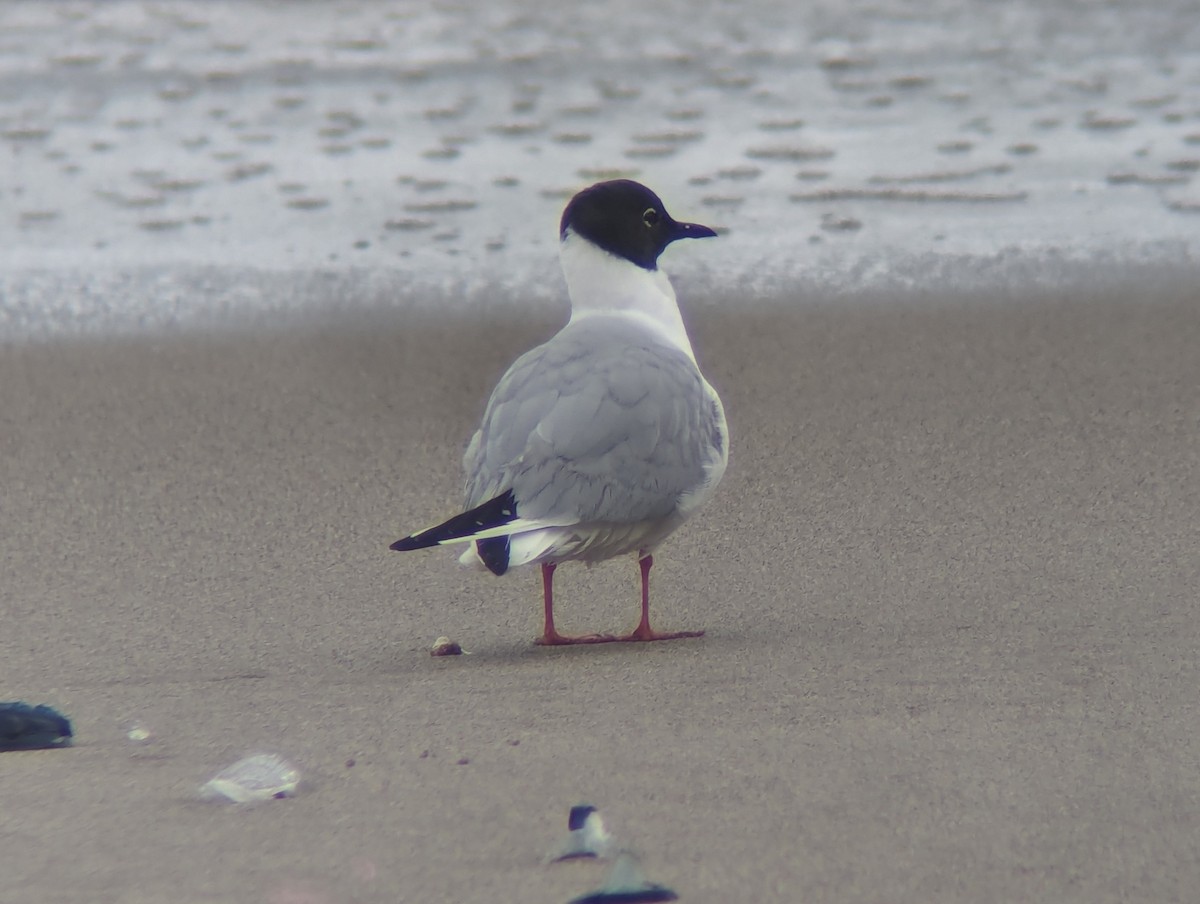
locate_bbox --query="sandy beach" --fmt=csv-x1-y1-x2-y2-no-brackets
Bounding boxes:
3,276,1198,903
2,0,1199,899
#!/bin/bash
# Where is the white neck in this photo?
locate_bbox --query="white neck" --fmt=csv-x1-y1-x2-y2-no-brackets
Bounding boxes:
559,231,696,360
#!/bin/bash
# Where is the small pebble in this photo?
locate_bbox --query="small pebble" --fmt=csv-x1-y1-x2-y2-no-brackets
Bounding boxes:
431,636,463,656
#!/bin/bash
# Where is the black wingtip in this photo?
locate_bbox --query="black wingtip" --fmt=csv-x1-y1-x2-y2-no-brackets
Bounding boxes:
476,536,510,575
389,535,434,552
388,490,519,553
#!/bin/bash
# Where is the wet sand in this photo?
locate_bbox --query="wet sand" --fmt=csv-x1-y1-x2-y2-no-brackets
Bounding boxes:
2,282,1199,903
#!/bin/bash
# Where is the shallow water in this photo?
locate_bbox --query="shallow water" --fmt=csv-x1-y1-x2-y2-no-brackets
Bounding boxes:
0,0,1197,338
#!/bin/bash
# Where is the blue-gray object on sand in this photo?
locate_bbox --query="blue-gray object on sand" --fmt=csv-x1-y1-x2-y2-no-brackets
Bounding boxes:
549,804,613,862
570,890,677,904
568,851,678,904
0,702,73,750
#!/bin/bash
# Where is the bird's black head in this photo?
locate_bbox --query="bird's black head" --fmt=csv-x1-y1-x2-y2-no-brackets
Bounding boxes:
559,179,717,271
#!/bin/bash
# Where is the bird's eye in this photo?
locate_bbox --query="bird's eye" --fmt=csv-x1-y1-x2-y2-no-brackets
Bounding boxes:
642,207,659,227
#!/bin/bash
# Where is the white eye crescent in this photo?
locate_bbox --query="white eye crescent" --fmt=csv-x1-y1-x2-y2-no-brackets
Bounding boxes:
642,207,660,227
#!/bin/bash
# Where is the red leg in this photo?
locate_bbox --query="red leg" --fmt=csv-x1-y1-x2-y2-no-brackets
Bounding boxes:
539,562,559,641
614,554,705,642
534,562,615,645
534,556,703,646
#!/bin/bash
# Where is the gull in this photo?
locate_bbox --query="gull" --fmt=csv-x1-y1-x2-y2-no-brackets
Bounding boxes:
391,180,727,645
